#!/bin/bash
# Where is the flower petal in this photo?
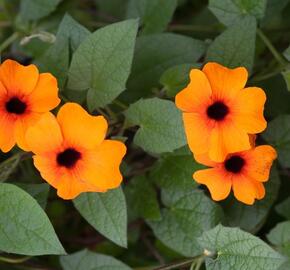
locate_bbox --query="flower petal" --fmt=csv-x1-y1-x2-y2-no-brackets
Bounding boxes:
252,181,266,200
194,152,218,167
183,112,213,155
0,59,39,95
244,145,277,182
80,140,126,190
28,73,60,113
193,168,231,201
26,112,63,154
57,103,108,149
202,62,248,100
175,69,212,112
0,113,16,152
232,175,257,205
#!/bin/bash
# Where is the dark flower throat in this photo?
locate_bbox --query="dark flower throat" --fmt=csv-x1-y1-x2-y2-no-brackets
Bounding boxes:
57,148,81,168
207,101,229,121
224,155,245,173
6,97,27,115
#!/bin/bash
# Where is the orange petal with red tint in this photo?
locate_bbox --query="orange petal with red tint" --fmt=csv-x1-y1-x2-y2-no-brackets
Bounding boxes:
202,62,248,100
244,145,277,182
0,59,39,95
81,140,126,190
28,73,60,112
232,87,267,133
183,112,212,155
193,168,231,201
252,181,266,200
26,112,63,154
0,113,16,152
57,103,108,149
194,152,218,167
175,69,212,113
232,175,257,205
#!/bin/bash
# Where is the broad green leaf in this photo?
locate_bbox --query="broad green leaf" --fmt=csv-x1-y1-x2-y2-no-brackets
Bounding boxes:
208,0,267,26
267,221,290,257
276,197,290,220
126,0,177,34
148,189,222,257
223,166,280,233
160,63,200,97
124,175,160,221
0,183,65,255
125,33,205,101
60,249,131,270
150,148,203,192
264,0,290,19
20,0,62,21
124,98,186,154
68,19,138,110
38,14,90,88
199,225,285,270
206,16,256,72
0,153,21,182
16,183,50,209
73,188,127,247
262,115,290,167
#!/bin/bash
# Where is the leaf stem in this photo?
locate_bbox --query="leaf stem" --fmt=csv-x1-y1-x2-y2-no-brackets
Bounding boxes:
113,99,128,110
153,256,203,270
0,32,19,53
0,255,31,264
257,29,288,67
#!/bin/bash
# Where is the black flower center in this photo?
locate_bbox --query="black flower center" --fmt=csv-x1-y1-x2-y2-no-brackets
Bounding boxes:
207,101,229,121
224,155,245,173
57,148,81,168
5,97,27,115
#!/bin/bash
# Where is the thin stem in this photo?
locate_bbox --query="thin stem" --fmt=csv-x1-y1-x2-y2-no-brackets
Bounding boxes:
154,257,200,270
168,24,220,33
0,32,19,53
113,99,128,110
0,255,31,264
141,235,165,265
257,29,288,67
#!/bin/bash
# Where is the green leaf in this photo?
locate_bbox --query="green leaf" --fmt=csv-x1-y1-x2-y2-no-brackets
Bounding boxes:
284,44,290,62
150,147,203,192
276,197,290,220
67,19,138,110
223,165,280,233
20,0,62,21
148,189,222,257
125,33,205,101
262,115,290,167
267,221,290,257
124,98,186,154
0,183,65,255
199,224,285,270
208,0,267,26
126,0,177,34
60,249,131,270
73,188,127,247
125,175,160,221
0,153,21,182
16,183,50,209
206,16,256,72
37,14,90,88
282,70,290,92
160,63,200,98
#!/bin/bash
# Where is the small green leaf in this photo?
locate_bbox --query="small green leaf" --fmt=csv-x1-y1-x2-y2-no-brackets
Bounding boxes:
16,183,50,209
223,166,280,233
160,63,200,97
262,115,290,167
73,188,127,247
148,189,222,257
199,224,285,270
206,16,256,72
60,249,131,270
20,0,62,21
125,175,160,221
267,221,290,257
68,19,138,109
38,14,90,88
208,0,267,26
124,98,186,154
0,153,21,182
125,33,205,101
276,196,290,220
126,0,177,34
0,183,65,255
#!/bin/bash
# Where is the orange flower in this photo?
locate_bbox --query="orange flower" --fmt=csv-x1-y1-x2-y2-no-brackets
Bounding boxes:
175,62,267,162
0,59,60,152
193,145,277,205
25,103,126,200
